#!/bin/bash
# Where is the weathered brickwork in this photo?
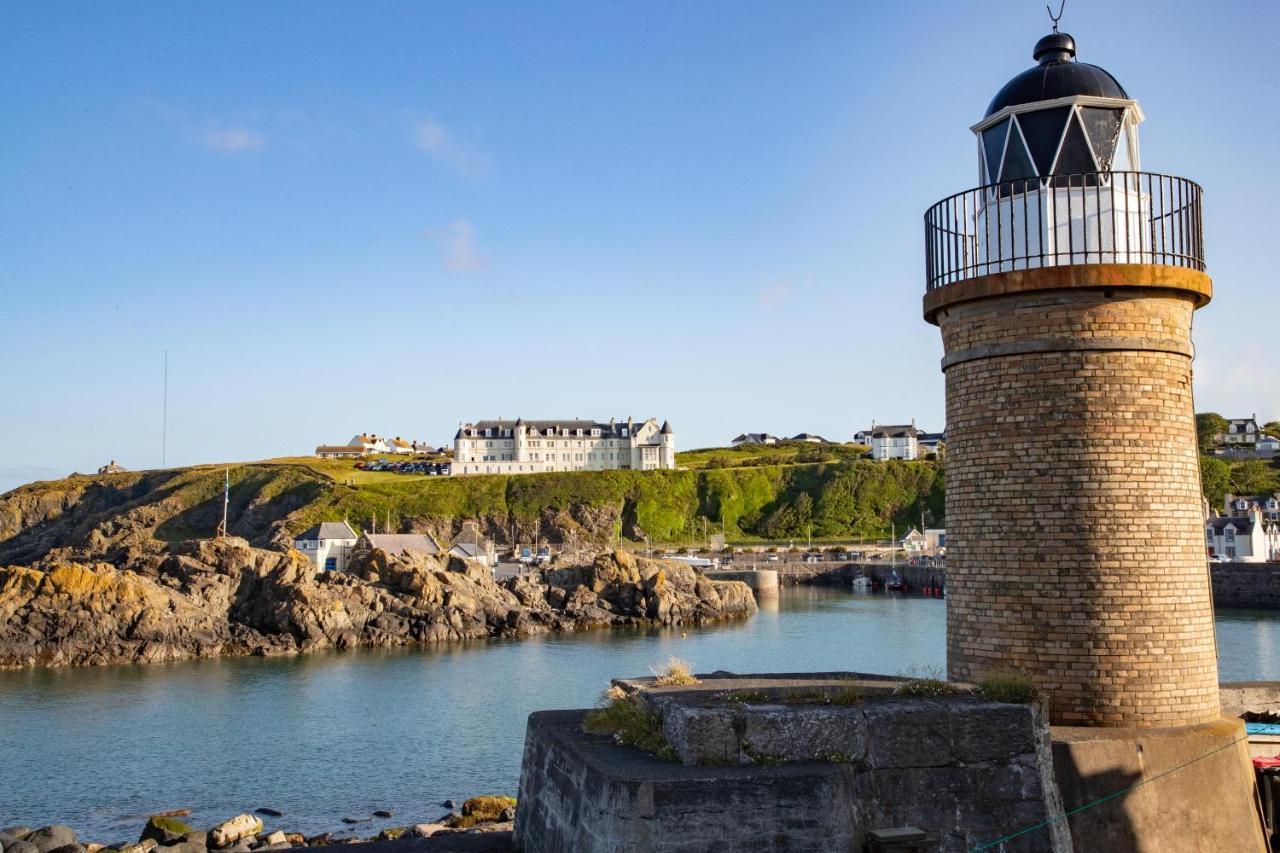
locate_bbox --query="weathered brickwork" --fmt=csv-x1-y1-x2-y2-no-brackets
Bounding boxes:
935,283,1221,727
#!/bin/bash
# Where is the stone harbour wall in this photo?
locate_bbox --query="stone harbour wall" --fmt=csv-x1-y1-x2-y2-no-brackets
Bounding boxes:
1211,562,1280,610
515,678,1071,853
936,285,1222,727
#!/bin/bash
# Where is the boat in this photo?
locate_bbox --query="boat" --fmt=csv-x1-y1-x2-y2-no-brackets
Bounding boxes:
851,576,873,592
886,570,906,592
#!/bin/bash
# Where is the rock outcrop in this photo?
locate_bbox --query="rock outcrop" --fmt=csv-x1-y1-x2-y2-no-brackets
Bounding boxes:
0,540,755,668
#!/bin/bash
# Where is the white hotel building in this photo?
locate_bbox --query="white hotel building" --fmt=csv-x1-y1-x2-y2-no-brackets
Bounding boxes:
451,417,675,476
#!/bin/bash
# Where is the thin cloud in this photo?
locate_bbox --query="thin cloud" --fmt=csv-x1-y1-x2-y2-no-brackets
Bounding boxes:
758,282,793,308
202,122,266,153
411,114,491,178
429,219,485,273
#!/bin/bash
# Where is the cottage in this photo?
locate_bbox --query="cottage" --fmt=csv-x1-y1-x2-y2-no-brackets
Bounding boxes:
1206,507,1280,562
314,445,365,459
386,437,414,455
293,520,359,572
1225,493,1280,523
351,533,441,561
1217,416,1260,449
349,433,390,454
789,433,830,443
854,421,924,461
730,433,780,447
448,541,496,567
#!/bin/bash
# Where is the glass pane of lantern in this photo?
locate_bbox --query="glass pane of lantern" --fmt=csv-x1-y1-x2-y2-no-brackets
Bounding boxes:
1015,107,1071,176
999,121,1036,184
1080,107,1125,171
1112,123,1133,172
981,119,1009,185
1052,112,1097,177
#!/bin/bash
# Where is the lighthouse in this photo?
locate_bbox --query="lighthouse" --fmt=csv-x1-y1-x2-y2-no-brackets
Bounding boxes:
920,28,1270,849
924,27,1219,729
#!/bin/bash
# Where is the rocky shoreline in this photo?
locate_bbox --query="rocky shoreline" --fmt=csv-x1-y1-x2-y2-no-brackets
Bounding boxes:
0,539,756,668
0,798,518,853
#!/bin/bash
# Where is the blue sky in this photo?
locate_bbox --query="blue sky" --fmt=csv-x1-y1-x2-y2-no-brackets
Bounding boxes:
2,1,1277,492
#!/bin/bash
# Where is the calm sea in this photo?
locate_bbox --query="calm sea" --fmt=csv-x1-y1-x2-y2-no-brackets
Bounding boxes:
2,587,1277,841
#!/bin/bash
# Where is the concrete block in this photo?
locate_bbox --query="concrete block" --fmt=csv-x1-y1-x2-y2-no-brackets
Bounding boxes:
738,705,867,763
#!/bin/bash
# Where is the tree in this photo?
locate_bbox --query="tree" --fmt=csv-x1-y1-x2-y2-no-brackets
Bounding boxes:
1263,421,1280,438
1195,413,1228,454
1200,456,1231,508
1230,459,1275,496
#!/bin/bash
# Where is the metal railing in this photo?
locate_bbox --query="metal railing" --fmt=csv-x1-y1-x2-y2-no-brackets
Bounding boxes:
924,171,1205,292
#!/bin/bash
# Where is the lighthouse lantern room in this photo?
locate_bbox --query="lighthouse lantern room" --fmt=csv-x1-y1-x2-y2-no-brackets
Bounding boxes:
925,32,1203,289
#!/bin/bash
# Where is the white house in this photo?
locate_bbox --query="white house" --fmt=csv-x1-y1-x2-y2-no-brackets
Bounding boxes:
386,437,415,455
449,541,496,567
855,421,923,461
1206,507,1280,562
452,417,675,476
790,433,830,443
1225,493,1280,523
1217,416,1260,449
731,433,780,446
349,433,391,454
293,521,359,572
918,432,946,456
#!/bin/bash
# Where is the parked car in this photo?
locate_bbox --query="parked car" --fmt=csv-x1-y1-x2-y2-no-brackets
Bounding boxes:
765,554,780,563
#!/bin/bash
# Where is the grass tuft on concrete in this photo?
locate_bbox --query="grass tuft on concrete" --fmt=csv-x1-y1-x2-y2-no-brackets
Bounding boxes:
651,656,699,686
976,670,1039,704
583,693,678,761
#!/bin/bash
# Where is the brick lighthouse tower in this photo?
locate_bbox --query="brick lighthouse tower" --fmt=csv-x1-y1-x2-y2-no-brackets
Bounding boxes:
923,30,1268,849
924,28,1221,728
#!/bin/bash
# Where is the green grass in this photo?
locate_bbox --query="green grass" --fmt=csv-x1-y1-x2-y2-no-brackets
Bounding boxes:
582,695,678,761
677,441,869,470
976,671,1039,704
3,450,946,552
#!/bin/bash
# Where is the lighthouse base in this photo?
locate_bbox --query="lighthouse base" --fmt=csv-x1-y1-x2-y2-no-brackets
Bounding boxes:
1051,718,1265,852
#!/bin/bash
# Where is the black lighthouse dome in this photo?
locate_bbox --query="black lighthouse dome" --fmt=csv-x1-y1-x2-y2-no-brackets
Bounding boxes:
986,32,1127,117
976,32,1138,186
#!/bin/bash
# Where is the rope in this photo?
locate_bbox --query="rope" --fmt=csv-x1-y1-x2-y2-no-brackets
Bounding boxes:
967,732,1252,852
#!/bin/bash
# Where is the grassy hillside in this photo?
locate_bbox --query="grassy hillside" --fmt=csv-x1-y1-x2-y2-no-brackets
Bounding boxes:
0,455,944,562
286,458,943,543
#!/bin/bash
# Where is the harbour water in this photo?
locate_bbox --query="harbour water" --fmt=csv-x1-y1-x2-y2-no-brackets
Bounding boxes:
2,587,1278,840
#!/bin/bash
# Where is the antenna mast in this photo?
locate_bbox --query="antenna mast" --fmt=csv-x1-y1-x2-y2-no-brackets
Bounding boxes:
162,349,168,468
216,469,229,538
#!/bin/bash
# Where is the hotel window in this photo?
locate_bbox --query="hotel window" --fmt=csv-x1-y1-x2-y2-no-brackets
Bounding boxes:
591,429,600,437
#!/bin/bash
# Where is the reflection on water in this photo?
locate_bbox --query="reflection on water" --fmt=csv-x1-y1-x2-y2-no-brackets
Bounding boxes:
0,588,1276,839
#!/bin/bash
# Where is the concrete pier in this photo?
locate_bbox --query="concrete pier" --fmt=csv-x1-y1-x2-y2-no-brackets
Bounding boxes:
703,568,778,597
